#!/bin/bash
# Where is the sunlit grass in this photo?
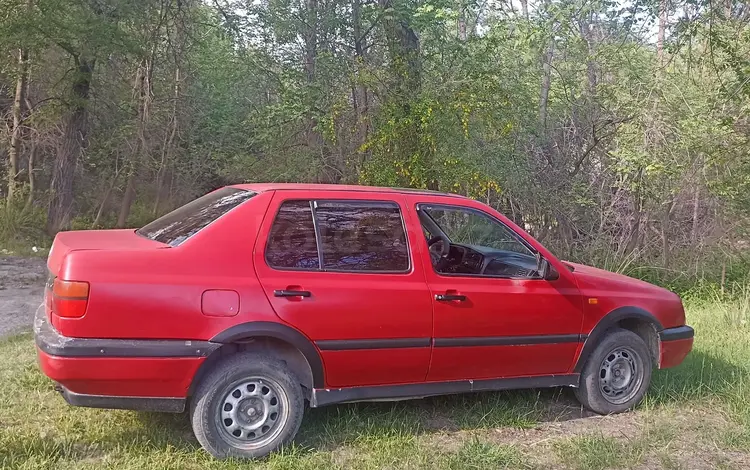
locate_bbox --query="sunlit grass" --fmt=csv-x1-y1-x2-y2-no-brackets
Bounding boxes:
1,299,748,469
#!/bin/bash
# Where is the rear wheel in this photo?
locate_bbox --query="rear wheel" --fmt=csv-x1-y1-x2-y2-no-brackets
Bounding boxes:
190,352,304,459
574,328,652,414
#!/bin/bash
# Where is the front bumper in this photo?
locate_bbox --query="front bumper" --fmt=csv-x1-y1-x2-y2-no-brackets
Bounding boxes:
34,306,217,412
658,325,694,369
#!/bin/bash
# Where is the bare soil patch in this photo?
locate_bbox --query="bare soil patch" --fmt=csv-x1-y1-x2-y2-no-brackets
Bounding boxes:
0,256,47,337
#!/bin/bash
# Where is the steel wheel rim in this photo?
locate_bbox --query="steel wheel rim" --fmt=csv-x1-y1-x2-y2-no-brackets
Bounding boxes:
216,377,288,449
598,346,643,405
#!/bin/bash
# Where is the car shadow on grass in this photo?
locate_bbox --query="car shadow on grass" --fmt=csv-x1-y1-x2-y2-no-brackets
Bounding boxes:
294,348,746,452
119,349,745,456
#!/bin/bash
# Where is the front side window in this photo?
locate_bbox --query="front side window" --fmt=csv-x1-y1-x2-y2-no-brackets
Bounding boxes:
421,205,532,255
265,199,410,273
419,204,539,278
316,201,409,272
137,187,255,247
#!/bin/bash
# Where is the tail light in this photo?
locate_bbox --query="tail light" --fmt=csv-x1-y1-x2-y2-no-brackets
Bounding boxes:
50,278,90,318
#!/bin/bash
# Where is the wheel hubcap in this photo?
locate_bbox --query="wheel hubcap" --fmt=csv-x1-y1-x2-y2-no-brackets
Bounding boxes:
598,347,642,405
217,378,287,448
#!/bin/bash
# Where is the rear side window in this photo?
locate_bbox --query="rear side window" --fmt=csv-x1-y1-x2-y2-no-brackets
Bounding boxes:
316,201,409,272
266,201,320,269
137,188,255,247
265,199,410,273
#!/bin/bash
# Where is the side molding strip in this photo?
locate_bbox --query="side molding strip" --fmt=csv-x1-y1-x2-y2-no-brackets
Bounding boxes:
34,308,218,358
310,374,579,407
316,338,431,350
434,334,583,348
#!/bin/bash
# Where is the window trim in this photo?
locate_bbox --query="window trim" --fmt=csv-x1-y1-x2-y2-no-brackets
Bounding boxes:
264,198,413,275
416,203,543,281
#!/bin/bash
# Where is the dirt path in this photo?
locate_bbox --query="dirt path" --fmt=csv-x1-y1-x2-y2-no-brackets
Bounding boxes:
0,257,47,337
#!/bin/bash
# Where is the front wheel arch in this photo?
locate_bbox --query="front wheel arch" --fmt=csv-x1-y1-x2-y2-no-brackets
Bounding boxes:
574,306,663,373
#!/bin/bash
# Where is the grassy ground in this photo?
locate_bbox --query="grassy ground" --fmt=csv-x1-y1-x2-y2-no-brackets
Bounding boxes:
1,301,748,470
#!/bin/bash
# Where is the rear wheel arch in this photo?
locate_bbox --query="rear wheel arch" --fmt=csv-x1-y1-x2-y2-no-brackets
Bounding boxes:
574,307,663,373
190,322,325,396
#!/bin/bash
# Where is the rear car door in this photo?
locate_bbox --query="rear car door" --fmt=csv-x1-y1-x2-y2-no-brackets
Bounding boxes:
254,190,434,388
405,194,585,381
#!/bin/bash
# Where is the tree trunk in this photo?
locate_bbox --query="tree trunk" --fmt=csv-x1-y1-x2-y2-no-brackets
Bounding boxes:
154,66,180,216
539,41,554,132
118,57,152,228
580,15,597,96
457,0,467,40
657,0,666,65
350,0,371,175
691,184,700,242
380,0,421,99
93,168,120,227
24,138,37,211
46,57,94,235
117,178,136,227
520,0,529,20
303,0,318,82
379,0,423,185
8,47,29,201
155,0,186,215
23,60,36,210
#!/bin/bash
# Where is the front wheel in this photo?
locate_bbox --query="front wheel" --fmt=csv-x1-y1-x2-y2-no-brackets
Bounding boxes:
190,352,305,459
574,328,653,414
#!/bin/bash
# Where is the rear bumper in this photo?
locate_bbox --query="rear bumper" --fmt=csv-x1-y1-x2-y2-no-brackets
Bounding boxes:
659,325,694,369
34,306,216,412
57,383,186,413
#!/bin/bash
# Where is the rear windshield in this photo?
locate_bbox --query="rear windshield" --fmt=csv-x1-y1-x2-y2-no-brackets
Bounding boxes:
137,187,255,246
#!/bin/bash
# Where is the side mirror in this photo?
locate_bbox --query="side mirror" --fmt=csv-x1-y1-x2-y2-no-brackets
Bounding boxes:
536,256,559,281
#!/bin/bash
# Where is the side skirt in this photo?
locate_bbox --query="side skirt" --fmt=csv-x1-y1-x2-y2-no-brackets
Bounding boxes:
310,374,579,408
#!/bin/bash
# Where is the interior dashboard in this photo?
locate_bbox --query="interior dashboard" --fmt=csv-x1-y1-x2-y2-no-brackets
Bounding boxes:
438,244,539,278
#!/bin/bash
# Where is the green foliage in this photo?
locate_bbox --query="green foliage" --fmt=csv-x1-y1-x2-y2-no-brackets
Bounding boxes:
1,0,749,293
0,198,48,254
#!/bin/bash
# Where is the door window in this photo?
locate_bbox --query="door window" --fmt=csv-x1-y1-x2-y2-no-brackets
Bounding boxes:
266,200,320,269
418,204,539,278
265,199,410,273
316,201,409,272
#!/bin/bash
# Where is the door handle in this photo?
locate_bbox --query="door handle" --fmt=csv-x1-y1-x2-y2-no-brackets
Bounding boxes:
274,289,311,298
435,293,466,302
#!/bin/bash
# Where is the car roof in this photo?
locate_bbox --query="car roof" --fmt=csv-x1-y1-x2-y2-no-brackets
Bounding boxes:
231,183,466,199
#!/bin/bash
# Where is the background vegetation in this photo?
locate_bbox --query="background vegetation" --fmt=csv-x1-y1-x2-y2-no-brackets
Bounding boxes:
1,0,749,293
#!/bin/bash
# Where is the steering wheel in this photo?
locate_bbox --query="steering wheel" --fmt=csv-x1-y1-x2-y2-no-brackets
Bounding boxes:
427,235,451,269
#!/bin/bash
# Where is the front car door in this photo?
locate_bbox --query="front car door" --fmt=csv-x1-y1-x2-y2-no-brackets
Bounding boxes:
254,190,433,388
404,194,585,381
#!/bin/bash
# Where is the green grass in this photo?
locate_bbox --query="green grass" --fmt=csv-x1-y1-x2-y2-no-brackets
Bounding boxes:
1,300,749,469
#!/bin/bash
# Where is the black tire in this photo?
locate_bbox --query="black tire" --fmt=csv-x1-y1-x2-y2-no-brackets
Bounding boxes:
574,328,652,415
190,352,304,459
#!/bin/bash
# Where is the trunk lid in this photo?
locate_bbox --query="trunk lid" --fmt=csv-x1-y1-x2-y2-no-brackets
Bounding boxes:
48,229,168,275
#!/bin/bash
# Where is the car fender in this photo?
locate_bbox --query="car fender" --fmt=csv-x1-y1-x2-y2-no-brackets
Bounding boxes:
573,306,663,373
210,321,325,388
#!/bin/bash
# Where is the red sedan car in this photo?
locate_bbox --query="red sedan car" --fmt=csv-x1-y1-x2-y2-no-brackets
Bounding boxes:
35,184,694,459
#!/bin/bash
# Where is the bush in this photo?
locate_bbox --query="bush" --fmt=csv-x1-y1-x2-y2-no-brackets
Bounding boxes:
0,198,49,255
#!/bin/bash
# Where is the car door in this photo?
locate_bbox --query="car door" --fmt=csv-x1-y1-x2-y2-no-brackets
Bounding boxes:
254,190,434,388
404,194,585,381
